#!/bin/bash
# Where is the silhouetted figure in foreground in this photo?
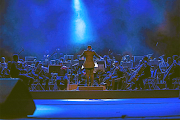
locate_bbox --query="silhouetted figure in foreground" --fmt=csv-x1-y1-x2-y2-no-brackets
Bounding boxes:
10,54,34,88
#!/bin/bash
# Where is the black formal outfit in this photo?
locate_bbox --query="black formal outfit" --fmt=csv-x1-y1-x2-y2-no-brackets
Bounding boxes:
167,64,180,89
10,61,34,88
133,63,151,90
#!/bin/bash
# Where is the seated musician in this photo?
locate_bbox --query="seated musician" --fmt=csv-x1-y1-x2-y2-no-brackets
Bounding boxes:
77,65,82,82
56,61,68,90
70,64,78,84
77,68,87,84
103,55,112,72
32,62,49,90
0,63,1,78
1,61,11,78
167,57,173,68
0,57,7,77
10,54,34,88
104,61,125,90
117,65,128,90
1,57,7,66
132,56,151,90
159,55,169,73
77,64,87,84
166,55,180,89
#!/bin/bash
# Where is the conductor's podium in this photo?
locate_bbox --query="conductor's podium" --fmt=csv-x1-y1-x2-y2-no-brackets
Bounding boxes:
78,86,105,91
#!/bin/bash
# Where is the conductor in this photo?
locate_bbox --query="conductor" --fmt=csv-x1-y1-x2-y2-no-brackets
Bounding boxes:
80,45,101,86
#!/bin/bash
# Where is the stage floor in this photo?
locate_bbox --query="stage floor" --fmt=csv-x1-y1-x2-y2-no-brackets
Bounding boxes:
16,98,180,119
30,89,180,99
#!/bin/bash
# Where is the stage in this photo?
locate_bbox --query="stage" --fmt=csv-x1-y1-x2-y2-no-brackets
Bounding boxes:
0,88,178,119
30,89,180,99
26,89,180,119
26,98,180,119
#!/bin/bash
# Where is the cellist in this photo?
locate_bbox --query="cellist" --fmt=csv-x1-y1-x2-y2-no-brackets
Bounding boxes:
132,56,151,90
166,55,180,89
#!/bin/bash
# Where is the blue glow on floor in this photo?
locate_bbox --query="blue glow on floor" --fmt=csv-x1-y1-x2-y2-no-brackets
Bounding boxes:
29,98,180,119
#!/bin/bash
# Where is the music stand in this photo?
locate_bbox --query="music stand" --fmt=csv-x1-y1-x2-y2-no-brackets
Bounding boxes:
97,60,106,72
48,65,61,74
79,60,85,69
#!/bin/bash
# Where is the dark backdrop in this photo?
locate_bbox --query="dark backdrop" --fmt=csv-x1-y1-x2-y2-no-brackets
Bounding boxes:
0,0,180,61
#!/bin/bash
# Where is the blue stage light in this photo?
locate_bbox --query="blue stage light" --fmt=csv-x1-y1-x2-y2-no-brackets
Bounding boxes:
72,0,93,44
72,0,86,43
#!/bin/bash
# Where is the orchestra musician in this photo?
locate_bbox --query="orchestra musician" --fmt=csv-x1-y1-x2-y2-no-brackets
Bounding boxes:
103,55,112,72
167,57,173,67
104,61,126,90
132,56,151,90
77,65,82,82
32,62,49,90
56,61,68,90
0,57,7,77
80,45,101,86
166,55,180,89
117,65,129,90
1,61,11,78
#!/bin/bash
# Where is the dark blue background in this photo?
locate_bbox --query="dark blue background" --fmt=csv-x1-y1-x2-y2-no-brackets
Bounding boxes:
0,0,180,60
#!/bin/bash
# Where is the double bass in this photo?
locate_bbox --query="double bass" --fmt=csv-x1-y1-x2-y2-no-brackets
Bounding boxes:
18,48,24,55
128,63,145,83
162,56,180,82
125,62,146,89
102,64,120,88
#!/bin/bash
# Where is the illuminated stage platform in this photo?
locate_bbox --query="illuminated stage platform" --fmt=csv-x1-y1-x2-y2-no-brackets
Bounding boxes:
30,89,180,99
29,86,180,119
27,98,180,119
